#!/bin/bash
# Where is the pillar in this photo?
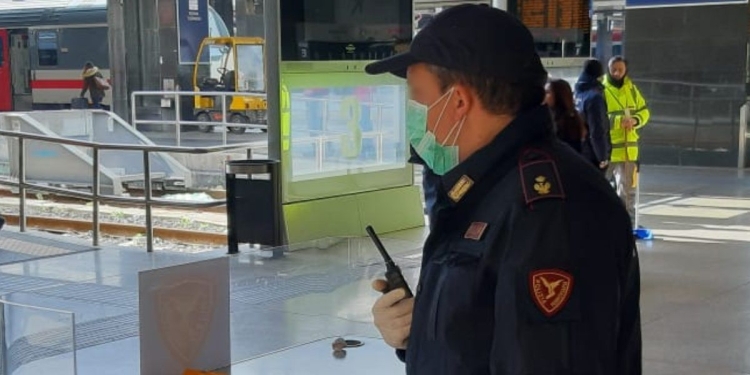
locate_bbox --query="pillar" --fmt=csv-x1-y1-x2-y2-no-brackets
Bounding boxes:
107,0,129,121
211,0,235,36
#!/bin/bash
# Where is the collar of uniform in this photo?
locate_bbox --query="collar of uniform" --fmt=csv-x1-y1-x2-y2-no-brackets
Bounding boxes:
440,105,553,205
605,75,632,89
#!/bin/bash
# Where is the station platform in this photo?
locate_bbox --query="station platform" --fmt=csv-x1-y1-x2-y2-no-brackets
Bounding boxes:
0,165,749,374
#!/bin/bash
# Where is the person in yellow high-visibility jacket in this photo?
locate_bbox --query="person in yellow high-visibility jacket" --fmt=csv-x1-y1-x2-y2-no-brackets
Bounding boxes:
603,56,650,229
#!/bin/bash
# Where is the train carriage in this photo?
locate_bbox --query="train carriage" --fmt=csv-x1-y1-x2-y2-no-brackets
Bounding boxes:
0,5,110,111
0,1,230,112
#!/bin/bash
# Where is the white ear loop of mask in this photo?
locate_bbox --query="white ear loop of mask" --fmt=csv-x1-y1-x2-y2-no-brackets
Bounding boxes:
430,88,455,136
442,116,467,146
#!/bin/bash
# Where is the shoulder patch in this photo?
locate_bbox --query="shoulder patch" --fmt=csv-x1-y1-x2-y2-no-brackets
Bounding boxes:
529,269,574,317
448,175,474,203
518,148,565,205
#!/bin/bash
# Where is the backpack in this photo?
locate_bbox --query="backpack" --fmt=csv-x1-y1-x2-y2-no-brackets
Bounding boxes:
94,76,110,91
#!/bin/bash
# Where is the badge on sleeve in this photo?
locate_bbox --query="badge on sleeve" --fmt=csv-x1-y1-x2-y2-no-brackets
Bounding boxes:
529,269,574,317
518,148,565,205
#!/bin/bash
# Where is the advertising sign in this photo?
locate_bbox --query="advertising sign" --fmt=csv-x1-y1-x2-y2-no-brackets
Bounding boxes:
177,0,209,64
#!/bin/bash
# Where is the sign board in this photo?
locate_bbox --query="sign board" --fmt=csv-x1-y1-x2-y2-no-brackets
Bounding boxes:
139,256,230,375
517,0,591,29
177,0,209,64
626,0,747,8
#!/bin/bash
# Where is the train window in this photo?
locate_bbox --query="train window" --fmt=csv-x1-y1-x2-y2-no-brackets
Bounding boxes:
37,31,58,67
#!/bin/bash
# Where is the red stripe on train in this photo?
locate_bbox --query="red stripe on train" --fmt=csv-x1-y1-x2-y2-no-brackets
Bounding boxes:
31,80,84,90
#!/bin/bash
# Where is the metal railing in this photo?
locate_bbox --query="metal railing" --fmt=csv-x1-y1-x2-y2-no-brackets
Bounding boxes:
131,90,268,146
290,131,392,172
0,128,261,252
628,78,747,153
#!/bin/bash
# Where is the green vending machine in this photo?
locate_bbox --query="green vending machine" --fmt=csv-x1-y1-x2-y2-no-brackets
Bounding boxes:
265,0,424,243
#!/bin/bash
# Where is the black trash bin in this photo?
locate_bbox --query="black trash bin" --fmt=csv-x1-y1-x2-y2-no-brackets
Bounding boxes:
225,160,284,255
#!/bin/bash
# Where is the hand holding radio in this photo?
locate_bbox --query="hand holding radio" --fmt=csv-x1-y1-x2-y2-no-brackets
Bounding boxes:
367,225,414,349
372,279,413,349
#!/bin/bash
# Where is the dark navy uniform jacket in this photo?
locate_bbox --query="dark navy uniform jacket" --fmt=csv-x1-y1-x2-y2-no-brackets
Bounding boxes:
574,73,612,167
399,105,641,375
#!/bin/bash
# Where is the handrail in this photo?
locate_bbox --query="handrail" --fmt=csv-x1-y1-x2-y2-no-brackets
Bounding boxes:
131,90,268,147
0,128,262,153
635,78,744,90
0,127,262,252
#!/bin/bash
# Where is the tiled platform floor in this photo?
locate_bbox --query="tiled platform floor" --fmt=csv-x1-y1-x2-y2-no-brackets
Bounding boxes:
0,165,749,374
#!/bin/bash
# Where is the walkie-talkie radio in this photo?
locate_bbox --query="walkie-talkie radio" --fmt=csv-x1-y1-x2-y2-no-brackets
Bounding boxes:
365,225,413,297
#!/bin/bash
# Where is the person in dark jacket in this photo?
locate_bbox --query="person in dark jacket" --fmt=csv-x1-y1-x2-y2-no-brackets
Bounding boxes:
80,61,106,109
545,78,587,153
366,5,641,375
574,59,611,173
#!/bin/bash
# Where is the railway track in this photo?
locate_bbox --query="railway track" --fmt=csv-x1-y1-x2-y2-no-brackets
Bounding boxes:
1,214,226,246
0,168,426,247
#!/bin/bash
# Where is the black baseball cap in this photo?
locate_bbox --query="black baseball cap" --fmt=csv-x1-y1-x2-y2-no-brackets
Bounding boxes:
366,4,546,83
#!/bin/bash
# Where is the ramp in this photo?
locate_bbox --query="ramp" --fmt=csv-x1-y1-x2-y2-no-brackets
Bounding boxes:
0,110,192,195
0,230,96,265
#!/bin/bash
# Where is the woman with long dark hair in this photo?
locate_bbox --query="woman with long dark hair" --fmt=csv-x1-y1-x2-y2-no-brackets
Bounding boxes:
545,79,587,153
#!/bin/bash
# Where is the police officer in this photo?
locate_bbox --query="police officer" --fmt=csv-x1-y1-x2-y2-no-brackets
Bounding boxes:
604,56,651,229
366,5,641,374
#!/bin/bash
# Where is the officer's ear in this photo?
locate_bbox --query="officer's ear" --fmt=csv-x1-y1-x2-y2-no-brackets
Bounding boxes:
451,84,473,121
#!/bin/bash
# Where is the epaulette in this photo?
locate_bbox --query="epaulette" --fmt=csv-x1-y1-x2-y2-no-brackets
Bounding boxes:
518,148,565,206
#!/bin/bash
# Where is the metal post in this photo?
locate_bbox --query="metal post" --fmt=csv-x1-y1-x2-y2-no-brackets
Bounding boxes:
131,91,137,130
18,138,26,232
92,146,100,247
377,133,383,164
143,151,154,252
0,301,6,375
264,0,282,160
317,138,324,172
0,300,10,375
222,94,228,146
71,312,78,372
175,92,182,147
377,104,384,133
739,102,748,169
634,170,641,229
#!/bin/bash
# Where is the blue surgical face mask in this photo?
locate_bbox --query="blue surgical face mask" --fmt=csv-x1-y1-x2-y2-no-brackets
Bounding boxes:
405,88,466,175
